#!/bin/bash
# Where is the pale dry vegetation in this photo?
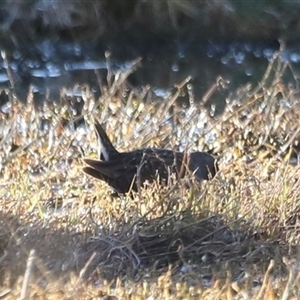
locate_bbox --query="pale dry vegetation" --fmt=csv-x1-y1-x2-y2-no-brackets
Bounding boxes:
1,54,300,299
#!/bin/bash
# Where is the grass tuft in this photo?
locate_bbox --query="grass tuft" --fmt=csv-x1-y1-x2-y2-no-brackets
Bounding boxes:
1,53,300,298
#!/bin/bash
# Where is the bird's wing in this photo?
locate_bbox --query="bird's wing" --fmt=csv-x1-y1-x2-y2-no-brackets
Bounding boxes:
83,158,137,178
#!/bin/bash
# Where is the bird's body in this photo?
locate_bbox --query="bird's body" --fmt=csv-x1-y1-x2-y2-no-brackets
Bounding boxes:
83,120,218,193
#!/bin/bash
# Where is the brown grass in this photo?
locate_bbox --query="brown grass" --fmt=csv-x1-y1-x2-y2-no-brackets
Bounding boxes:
1,53,300,299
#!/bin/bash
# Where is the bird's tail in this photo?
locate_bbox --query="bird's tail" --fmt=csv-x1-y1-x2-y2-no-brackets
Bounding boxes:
94,119,119,161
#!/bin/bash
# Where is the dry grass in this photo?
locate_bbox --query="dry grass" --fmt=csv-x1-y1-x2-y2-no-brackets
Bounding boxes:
1,53,300,299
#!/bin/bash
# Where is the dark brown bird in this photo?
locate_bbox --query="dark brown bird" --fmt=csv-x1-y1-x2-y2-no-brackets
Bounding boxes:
83,120,218,193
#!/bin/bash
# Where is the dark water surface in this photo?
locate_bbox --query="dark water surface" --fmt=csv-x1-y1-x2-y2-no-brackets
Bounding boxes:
0,36,299,112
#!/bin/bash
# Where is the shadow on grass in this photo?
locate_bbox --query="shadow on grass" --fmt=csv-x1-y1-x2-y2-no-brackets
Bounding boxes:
76,209,297,283
1,195,300,298
0,212,83,287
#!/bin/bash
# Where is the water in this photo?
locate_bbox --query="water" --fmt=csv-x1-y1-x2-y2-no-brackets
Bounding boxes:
0,38,299,112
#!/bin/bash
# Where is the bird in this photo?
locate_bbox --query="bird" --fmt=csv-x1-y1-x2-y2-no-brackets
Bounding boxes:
83,120,218,194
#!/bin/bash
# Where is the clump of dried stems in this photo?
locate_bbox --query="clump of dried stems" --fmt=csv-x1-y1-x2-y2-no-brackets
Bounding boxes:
1,54,300,299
